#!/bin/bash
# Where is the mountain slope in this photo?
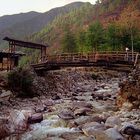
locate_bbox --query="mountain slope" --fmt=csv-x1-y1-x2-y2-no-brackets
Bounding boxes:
8,0,139,66
31,0,132,53
0,11,41,31
0,2,84,49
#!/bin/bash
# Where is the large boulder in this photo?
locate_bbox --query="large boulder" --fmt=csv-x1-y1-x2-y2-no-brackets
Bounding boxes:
72,115,105,127
9,110,28,132
58,110,74,120
121,124,140,137
74,108,92,116
105,116,121,128
105,128,126,140
76,129,111,140
72,101,93,109
80,121,105,131
28,113,43,124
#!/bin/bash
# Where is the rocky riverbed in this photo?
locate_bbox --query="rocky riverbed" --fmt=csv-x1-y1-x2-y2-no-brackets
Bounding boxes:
0,67,140,140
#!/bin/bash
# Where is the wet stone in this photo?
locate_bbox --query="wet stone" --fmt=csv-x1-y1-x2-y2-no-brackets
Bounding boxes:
105,116,121,128
74,115,105,126
74,108,92,116
88,130,110,140
58,110,74,120
121,124,140,137
73,101,93,109
9,110,28,132
28,113,43,124
79,121,105,131
105,128,126,140
35,106,47,113
60,131,84,140
52,95,61,100
44,99,54,106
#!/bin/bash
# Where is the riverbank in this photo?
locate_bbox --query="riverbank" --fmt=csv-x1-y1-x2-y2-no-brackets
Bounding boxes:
0,67,139,140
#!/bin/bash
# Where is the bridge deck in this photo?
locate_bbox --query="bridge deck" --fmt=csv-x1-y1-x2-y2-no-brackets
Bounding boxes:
31,52,139,72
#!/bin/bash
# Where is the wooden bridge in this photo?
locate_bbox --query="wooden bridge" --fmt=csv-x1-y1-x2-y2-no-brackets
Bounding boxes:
31,51,139,73
2,37,139,72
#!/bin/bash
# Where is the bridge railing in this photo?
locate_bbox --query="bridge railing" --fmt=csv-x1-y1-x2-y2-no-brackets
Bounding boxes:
42,51,139,64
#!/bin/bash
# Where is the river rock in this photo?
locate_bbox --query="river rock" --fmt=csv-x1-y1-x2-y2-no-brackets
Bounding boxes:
58,110,74,120
35,106,47,113
91,93,104,100
105,128,126,140
121,124,140,137
9,110,28,132
0,90,12,101
44,99,54,106
75,115,105,125
80,121,105,131
26,127,75,138
60,131,85,140
73,101,93,109
0,118,11,139
74,108,92,116
105,116,121,128
28,113,43,124
52,95,61,100
21,109,33,119
76,136,96,140
83,130,110,140
99,112,111,121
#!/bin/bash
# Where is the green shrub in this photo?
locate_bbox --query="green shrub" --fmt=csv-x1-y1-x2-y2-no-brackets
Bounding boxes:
8,68,35,98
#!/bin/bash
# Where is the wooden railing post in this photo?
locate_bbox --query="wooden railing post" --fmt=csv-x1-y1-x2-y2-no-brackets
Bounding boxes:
134,53,139,67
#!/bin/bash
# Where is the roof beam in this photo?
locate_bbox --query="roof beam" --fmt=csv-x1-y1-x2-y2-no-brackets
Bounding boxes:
3,37,48,50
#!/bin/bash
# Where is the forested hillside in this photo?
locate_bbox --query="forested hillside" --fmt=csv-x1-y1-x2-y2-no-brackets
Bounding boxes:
31,0,140,54
0,2,84,49
1,0,140,66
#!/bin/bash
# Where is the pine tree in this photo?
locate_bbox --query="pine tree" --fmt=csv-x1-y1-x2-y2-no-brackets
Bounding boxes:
86,21,104,52
61,29,77,53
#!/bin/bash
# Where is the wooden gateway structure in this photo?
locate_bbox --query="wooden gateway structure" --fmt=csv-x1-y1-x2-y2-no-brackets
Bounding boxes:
3,37,48,62
2,37,48,70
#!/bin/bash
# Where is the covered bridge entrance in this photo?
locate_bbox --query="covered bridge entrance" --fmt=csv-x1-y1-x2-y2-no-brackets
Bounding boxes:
2,37,48,70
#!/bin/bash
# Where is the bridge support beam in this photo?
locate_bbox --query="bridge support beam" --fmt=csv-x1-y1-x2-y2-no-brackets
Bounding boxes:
41,47,47,62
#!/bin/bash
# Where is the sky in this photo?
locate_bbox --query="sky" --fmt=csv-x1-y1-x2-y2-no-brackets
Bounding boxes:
0,0,96,17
